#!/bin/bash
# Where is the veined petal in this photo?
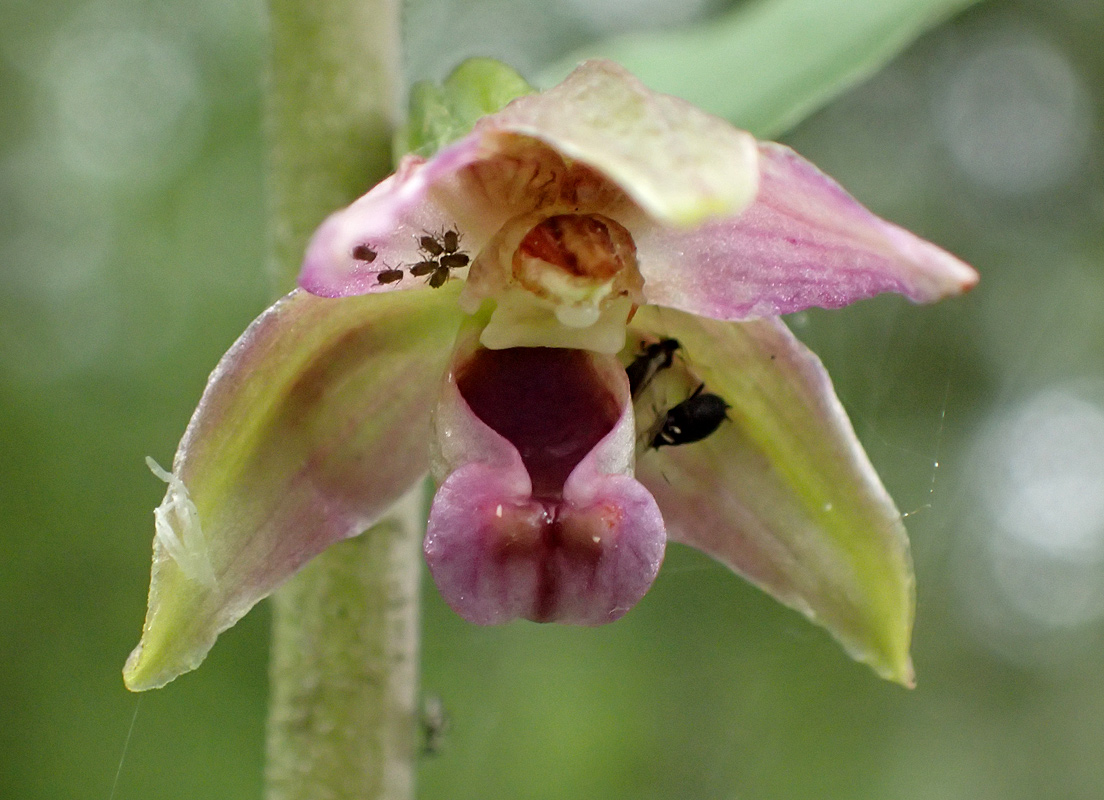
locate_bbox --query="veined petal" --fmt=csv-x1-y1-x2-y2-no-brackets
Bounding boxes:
480,59,759,226
425,333,665,624
631,306,915,686
300,60,761,299
124,285,464,690
636,142,978,321
299,144,494,298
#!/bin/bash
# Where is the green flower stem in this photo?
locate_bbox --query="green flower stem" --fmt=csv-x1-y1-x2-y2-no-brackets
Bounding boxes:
265,0,401,292
265,487,423,800
263,2,418,799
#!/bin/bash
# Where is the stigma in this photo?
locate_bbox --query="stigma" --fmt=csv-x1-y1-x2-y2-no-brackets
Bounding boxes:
463,212,645,353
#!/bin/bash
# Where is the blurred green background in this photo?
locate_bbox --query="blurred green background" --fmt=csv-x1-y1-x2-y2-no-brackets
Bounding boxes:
3,0,1104,797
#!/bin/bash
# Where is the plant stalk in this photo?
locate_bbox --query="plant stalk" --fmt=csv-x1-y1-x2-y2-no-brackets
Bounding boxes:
265,487,423,800
262,2,419,799
265,0,401,291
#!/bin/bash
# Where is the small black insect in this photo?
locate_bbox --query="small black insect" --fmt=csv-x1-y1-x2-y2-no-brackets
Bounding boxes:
351,244,377,262
411,227,469,288
420,694,450,756
626,338,680,398
418,227,462,258
438,252,470,270
651,385,729,448
376,268,404,284
427,266,451,288
409,259,438,277
419,234,445,257
441,228,460,253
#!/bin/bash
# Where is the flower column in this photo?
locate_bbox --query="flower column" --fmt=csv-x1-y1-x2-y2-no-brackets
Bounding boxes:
263,2,418,799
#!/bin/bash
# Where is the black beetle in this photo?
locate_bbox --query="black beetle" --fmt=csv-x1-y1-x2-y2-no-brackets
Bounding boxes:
626,338,680,398
652,385,729,448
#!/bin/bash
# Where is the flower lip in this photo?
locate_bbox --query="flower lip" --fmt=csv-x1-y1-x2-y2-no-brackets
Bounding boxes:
425,333,667,625
456,346,621,499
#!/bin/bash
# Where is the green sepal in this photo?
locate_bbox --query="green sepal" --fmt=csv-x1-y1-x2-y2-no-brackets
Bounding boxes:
395,58,535,160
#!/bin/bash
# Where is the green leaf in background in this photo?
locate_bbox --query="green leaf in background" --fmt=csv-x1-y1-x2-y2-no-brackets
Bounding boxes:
395,57,535,158
540,0,982,138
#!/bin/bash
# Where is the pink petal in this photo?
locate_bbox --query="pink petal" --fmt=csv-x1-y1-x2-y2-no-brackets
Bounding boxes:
631,306,914,685
424,337,665,624
299,143,497,297
300,60,761,299
636,142,978,320
124,286,465,690
478,59,759,226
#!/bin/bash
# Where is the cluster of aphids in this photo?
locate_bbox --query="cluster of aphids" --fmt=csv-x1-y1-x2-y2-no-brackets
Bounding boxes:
627,338,730,449
352,228,470,289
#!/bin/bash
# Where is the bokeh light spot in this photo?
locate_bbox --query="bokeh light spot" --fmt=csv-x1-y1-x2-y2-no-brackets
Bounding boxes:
931,25,1091,196
979,388,1104,561
958,386,1104,666
42,25,206,186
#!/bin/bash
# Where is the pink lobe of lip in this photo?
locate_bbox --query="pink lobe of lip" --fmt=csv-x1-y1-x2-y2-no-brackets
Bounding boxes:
425,346,666,625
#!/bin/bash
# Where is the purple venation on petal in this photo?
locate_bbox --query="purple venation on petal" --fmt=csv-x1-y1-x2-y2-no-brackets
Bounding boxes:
425,347,666,625
636,142,978,321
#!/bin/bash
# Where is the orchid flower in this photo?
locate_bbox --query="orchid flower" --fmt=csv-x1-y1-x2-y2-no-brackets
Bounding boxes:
124,59,976,692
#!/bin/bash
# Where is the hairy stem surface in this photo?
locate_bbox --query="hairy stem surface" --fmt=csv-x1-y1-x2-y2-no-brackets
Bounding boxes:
263,2,419,799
